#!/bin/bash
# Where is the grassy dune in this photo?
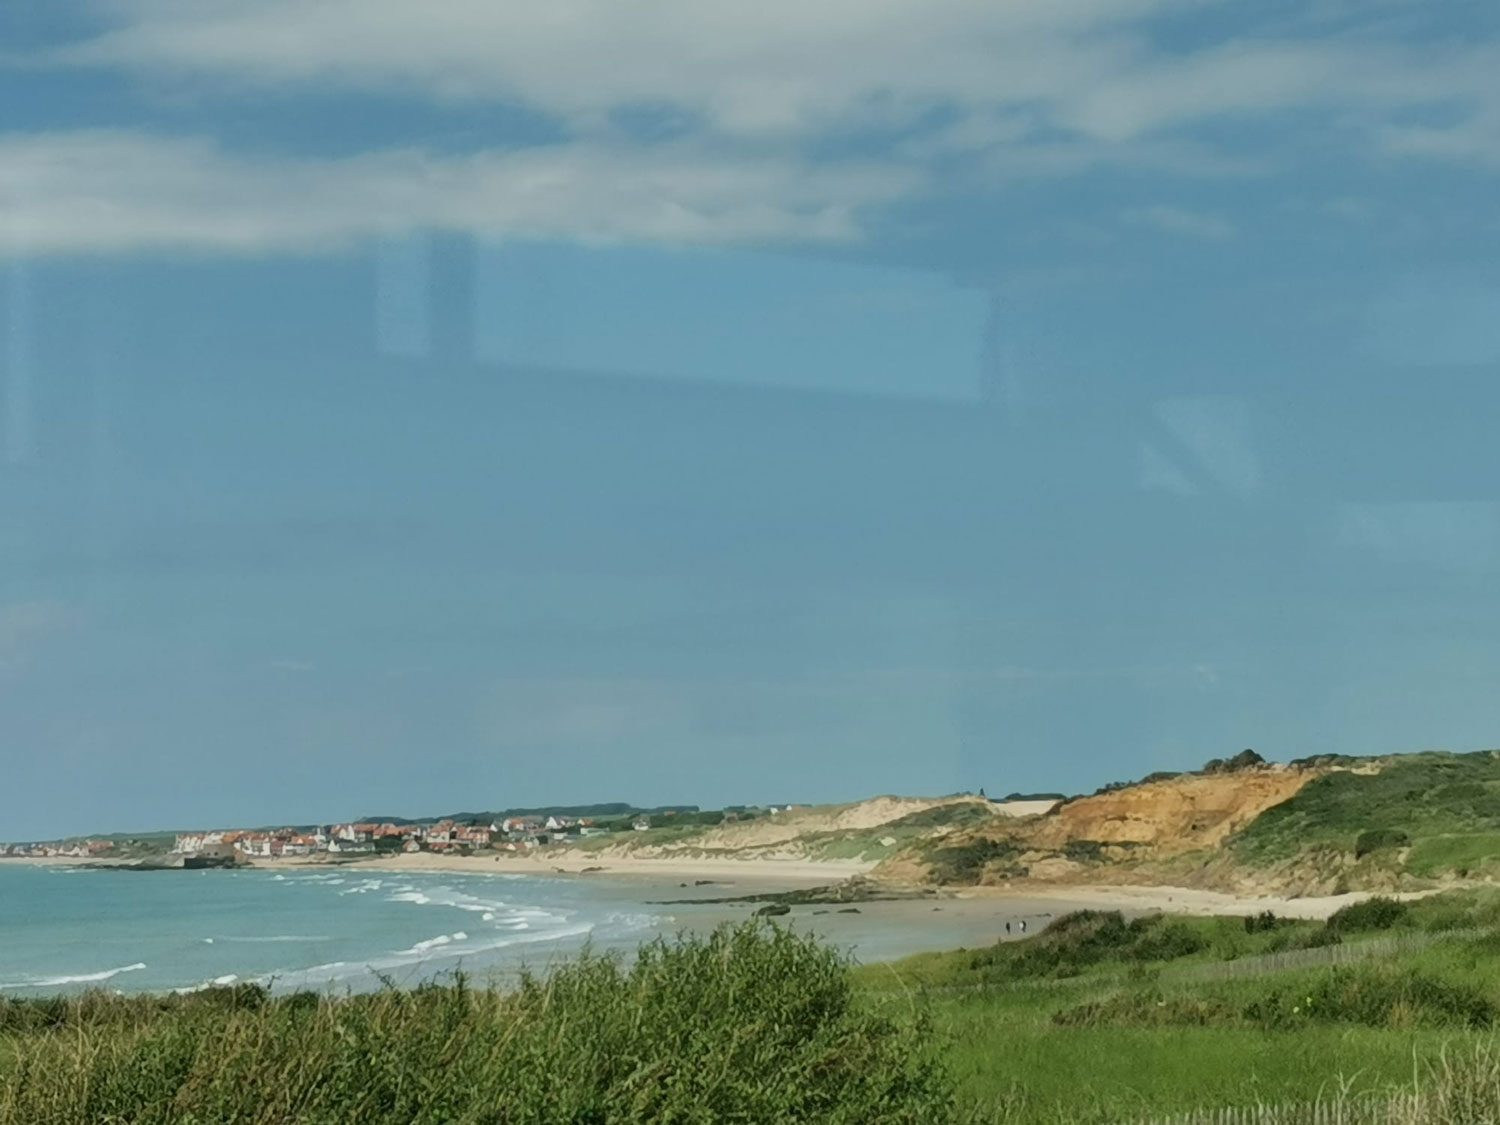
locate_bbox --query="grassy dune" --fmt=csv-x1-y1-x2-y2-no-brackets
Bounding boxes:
1230,751,1500,882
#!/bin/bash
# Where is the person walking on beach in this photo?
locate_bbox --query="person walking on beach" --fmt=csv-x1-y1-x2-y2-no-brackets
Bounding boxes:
1005,921,1011,935
1019,919,1027,934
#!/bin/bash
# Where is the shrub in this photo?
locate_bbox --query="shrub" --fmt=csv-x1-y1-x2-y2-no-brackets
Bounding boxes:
1326,896,1409,934
1292,926,1344,950
1204,750,1265,774
1243,910,1284,933
1061,840,1103,863
885,803,995,831
1244,967,1494,1031
925,837,1022,884
1056,966,1495,1032
1000,792,1066,802
0,923,954,1125
1127,920,1207,962
967,911,1205,981
1355,828,1411,858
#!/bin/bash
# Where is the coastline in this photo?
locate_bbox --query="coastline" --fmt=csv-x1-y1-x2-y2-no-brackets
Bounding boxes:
3,851,1409,923
1,854,1440,994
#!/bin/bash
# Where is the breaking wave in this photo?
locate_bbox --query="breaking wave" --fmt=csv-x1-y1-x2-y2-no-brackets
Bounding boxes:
2,962,147,989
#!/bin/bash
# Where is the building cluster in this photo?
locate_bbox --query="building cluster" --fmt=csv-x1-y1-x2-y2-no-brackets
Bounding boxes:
169,815,609,858
0,840,115,858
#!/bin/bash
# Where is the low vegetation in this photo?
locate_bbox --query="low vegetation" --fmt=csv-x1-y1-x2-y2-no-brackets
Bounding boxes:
839,889,1500,1121
0,924,950,1124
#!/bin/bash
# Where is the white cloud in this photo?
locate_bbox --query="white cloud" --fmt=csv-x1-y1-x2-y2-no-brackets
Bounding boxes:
62,0,1157,136
57,0,1500,160
6,2,1497,260
1125,204,1236,240
0,131,921,256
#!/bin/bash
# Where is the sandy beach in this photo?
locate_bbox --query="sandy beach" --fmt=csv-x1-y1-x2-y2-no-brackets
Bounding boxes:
344,850,877,883
267,851,1412,923
955,881,1427,921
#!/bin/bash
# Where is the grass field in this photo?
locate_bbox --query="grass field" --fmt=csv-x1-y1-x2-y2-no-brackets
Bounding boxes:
855,889,1500,1123
7,892,1500,1123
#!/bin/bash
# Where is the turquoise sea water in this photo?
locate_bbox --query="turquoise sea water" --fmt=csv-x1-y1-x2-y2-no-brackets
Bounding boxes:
0,863,660,995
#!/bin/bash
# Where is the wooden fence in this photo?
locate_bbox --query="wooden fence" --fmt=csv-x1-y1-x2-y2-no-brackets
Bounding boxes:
1165,927,1484,985
1128,1091,1427,1125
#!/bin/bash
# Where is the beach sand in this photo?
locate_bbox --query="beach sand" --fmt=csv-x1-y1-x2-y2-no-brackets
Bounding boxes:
289,852,1408,922
346,850,878,883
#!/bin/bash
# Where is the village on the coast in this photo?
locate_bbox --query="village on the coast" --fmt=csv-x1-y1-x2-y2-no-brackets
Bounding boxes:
0,805,790,862
169,814,618,860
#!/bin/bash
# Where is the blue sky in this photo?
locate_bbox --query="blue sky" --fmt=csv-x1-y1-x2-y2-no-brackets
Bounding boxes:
2,1,1499,838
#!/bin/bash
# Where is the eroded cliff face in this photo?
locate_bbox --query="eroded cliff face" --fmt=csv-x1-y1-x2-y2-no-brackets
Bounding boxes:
875,765,1327,889
1025,767,1319,855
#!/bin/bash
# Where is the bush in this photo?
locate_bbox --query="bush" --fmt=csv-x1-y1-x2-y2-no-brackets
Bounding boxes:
884,803,995,831
1354,828,1411,858
1243,910,1284,933
1061,840,1103,863
1204,750,1265,775
967,911,1205,981
925,837,1022,884
1326,896,1409,934
1056,966,1495,1032
1293,926,1344,950
0,924,954,1124
1244,967,1494,1031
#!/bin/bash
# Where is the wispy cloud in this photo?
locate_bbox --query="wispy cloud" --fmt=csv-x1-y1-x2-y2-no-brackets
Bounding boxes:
56,0,1159,136
2,1,1495,260
0,131,920,257
56,1,1500,156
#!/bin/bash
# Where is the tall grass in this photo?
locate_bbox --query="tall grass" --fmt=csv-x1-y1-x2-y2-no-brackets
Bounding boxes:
1124,1040,1500,1125
0,923,953,1124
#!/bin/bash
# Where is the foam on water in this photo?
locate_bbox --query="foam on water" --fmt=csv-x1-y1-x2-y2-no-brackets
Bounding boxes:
208,935,334,944
2,962,148,989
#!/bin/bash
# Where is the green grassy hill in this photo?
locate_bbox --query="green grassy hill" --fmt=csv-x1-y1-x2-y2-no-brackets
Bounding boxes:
1228,750,1500,886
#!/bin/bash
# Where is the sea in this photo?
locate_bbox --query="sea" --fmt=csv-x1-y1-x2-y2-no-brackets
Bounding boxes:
0,863,665,996
0,862,1052,996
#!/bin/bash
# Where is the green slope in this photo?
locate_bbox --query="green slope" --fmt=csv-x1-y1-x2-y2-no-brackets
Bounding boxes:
1230,750,1500,880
